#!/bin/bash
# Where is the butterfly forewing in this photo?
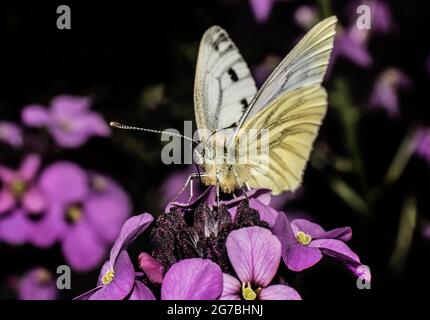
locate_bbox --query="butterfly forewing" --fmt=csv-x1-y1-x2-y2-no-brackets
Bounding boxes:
194,26,257,142
231,16,337,141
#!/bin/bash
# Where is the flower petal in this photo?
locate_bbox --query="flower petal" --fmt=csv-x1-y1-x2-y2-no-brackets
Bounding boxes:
249,198,278,227
138,252,164,284
62,221,106,271
282,243,323,272
161,258,223,300
39,162,89,204
19,155,41,181
90,251,135,300
85,185,131,242
226,226,281,287
21,105,50,127
22,187,46,213
291,219,326,239
109,213,153,266
128,281,156,300
319,227,352,241
258,284,301,300
219,273,241,300
51,95,91,116
0,209,30,244
0,189,15,214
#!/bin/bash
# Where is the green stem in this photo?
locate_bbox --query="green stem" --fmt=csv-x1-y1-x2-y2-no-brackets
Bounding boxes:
384,128,417,185
389,196,417,274
330,177,370,216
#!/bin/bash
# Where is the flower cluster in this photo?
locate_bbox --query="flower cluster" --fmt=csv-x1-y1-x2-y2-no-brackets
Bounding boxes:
0,95,131,280
77,187,369,300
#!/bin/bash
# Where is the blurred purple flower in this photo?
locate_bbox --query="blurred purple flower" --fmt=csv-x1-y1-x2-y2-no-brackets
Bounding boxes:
249,0,276,24
332,26,372,69
161,258,223,300
414,128,430,166
0,155,47,245
0,121,23,148
273,212,370,281
22,95,111,148
369,68,410,118
18,267,58,300
37,162,131,270
294,5,318,30
220,226,301,300
253,55,281,87
75,213,155,300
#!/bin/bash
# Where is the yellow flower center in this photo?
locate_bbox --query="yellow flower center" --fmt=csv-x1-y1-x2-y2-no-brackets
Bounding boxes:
296,231,312,245
241,282,261,300
102,270,115,285
10,179,27,197
36,268,52,284
92,175,107,192
66,206,83,223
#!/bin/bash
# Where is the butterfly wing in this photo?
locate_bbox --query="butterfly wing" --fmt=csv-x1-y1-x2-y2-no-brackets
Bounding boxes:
194,26,257,142
230,16,337,143
234,85,327,194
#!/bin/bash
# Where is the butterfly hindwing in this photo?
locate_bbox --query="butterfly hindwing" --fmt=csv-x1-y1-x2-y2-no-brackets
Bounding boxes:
194,26,257,142
234,85,327,194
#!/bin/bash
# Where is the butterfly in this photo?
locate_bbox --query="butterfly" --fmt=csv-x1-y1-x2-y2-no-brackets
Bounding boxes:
111,16,337,198
192,16,337,196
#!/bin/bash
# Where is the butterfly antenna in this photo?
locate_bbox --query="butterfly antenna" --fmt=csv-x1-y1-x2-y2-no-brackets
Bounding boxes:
110,122,198,144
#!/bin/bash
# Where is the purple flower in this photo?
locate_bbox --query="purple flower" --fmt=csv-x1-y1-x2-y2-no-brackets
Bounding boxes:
0,155,47,245
18,267,58,300
220,226,301,300
75,213,155,300
161,258,223,300
414,128,430,167
0,121,23,148
273,212,369,281
22,95,111,148
253,55,281,87
332,26,372,69
37,162,131,270
369,68,410,118
294,5,318,30
249,0,276,24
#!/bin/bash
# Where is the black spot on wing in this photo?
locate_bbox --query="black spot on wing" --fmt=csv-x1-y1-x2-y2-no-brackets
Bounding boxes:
228,68,239,82
240,99,248,111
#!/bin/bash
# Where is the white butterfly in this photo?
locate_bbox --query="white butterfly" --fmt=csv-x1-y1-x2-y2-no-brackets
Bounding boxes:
111,16,337,198
193,16,337,195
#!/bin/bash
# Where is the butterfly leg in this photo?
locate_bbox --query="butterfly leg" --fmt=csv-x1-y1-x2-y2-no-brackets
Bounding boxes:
216,170,220,208
171,172,207,203
232,168,249,200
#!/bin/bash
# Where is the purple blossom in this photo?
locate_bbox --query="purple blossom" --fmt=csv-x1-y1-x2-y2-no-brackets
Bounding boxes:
332,26,372,69
294,5,318,30
18,267,58,300
273,212,370,281
22,95,111,148
75,213,155,300
161,258,223,300
249,0,276,24
369,68,410,118
0,155,47,245
220,226,301,300
0,121,23,148
36,162,131,270
414,128,430,167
